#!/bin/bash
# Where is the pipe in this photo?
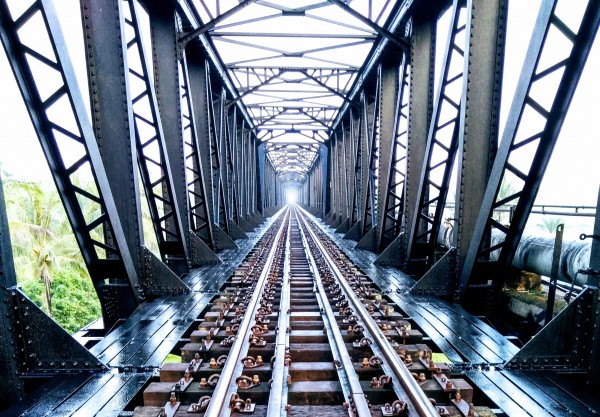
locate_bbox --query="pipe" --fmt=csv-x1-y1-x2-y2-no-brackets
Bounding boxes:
438,224,591,285
491,230,591,286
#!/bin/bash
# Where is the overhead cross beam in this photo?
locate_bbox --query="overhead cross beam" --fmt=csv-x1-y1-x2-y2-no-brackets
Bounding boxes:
178,0,259,47
327,0,410,49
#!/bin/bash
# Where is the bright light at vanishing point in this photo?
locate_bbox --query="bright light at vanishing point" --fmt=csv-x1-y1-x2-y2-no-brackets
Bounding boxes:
286,189,297,204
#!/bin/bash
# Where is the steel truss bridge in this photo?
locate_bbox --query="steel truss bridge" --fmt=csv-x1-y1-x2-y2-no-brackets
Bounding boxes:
1,0,600,415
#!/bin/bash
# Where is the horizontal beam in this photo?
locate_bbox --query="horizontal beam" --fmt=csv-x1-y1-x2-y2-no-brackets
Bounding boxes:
212,31,377,39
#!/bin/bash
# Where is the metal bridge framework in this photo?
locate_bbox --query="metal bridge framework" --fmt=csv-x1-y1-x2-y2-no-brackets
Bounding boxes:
1,0,600,414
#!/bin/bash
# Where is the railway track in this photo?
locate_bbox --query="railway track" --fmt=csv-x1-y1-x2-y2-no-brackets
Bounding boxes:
137,206,496,417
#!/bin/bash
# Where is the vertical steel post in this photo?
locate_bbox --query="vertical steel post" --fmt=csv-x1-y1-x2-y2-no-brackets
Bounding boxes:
0,173,21,404
80,0,144,277
186,51,236,249
458,0,600,299
148,2,218,266
180,51,218,253
358,59,400,251
405,0,469,276
378,9,434,266
454,0,506,281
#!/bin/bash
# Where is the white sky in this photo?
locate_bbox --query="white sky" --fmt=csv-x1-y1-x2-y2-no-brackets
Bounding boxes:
0,0,598,210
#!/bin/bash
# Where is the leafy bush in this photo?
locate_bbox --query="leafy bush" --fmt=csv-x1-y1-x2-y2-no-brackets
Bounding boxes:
21,269,102,334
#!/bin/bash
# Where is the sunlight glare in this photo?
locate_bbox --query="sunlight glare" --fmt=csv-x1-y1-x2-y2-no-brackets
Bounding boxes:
286,189,298,204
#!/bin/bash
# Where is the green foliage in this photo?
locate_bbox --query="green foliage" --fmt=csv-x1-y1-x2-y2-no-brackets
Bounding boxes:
2,174,159,334
537,217,564,233
21,269,102,334
3,176,101,333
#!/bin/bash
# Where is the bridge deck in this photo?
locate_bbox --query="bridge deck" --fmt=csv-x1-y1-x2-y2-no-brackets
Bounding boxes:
314,215,518,364
310,213,599,416
466,370,599,417
1,219,276,417
3,211,599,416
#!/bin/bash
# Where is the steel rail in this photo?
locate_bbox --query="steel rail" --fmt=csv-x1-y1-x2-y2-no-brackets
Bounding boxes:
204,208,290,417
266,218,292,417
306,222,417,406
296,207,439,417
296,211,372,417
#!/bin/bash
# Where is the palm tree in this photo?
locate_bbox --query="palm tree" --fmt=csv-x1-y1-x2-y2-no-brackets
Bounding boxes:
4,178,87,316
537,217,563,234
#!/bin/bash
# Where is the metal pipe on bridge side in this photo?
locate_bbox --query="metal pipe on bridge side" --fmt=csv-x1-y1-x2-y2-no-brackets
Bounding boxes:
439,225,591,285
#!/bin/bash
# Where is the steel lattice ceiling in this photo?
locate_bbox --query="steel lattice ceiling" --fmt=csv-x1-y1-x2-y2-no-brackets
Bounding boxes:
189,0,399,182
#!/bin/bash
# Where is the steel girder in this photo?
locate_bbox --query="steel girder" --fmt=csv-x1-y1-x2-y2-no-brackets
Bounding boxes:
0,0,141,326
217,96,248,239
343,94,371,241
121,0,191,276
250,135,262,222
410,0,507,297
301,151,325,216
341,122,352,221
258,143,266,214
81,0,189,299
231,115,254,231
262,155,282,215
327,132,341,225
376,53,410,253
451,0,506,293
361,88,381,239
405,0,469,276
357,58,403,251
345,109,362,229
376,10,434,266
211,86,234,237
148,2,219,266
458,0,600,300
0,173,21,402
330,127,352,227
332,119,355,233
180,52,218,252
185,51,237,250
